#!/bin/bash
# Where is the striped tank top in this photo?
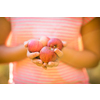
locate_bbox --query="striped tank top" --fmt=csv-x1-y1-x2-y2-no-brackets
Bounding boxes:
6,17,94,84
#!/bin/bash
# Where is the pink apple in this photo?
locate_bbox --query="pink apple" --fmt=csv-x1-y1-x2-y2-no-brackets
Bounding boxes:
47,38,63,50
39,36,50,46
28,39,43,52
40,46,57,63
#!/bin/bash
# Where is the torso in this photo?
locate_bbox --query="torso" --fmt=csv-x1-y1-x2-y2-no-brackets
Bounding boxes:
9,17,89,84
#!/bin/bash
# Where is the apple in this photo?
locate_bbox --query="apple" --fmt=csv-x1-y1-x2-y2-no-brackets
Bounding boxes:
40,46,57,63
47,38,63,50
39,36,50,46
28,39,43,52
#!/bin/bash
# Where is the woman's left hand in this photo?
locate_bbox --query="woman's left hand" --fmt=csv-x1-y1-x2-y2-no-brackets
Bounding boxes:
24,40,67,69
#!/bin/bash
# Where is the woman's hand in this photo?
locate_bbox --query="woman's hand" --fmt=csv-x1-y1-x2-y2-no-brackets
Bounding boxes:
24,40,67,69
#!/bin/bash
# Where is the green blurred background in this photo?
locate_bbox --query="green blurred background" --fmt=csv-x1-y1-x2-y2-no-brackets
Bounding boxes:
0,62,100,84
0,64,9,84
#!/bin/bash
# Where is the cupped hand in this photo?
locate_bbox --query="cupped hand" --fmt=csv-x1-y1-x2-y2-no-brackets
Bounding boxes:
24,40,67,69
45,41,67,69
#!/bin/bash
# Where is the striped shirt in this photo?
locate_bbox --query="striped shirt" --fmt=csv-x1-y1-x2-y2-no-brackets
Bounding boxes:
6,17,94,84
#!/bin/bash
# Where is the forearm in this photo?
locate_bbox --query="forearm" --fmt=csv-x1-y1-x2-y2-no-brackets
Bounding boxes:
60,47,99,68
0,44,27,63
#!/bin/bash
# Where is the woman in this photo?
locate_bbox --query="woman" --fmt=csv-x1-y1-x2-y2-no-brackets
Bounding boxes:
0,17,99,84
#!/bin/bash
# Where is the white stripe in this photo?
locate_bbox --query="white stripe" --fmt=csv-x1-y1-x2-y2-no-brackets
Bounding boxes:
11,17,82,23
12,20,82,26
14,23,80,29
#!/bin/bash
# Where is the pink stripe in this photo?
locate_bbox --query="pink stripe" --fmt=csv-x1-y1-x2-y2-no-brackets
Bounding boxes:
13,71,85,83
14,73,66,82
8,17,90,84
13,65,80,76
12,33,77,38
12,32,77,37
13,65,84,78
12,21,81,27
13,26,78,31
14,78,39,84
13,24,81,29
11,17,82,22
13,71,84,81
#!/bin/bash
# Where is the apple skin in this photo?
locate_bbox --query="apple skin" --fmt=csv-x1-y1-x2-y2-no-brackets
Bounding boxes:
39,36,50,46
47,38,63,50
40,46,57,63
28,39,43,52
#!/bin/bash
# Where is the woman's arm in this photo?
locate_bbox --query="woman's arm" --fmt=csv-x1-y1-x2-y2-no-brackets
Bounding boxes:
0,17,27,63
58,17,100,69
0,45,27,63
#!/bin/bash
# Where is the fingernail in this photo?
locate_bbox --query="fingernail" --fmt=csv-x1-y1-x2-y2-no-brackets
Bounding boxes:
39,61,42,64
54,48,59,53
36,52,39,55
33,60,37,63
48,62,51,65
24,41,28,47
55,63,59,66
43,66,47,70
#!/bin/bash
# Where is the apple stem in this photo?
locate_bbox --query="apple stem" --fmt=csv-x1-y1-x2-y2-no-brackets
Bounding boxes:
54,46,56,48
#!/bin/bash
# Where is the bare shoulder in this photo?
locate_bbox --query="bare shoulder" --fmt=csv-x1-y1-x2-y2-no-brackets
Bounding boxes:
0,17,11,45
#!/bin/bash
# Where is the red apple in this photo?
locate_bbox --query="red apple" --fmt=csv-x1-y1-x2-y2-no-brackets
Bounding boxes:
39,36,50,46
28,39,43,52
47,38,63,50
40,46,57,63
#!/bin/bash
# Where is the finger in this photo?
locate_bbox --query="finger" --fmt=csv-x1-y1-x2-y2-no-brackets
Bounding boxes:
27,50,40,59
62,41,67,47
36,63,43,66
32,59,43,64
47,62,55,67
42,63,47,70
47,61,59,67
42,66,47,69
24,41,28,47
32,59,43,67
54,48,63,57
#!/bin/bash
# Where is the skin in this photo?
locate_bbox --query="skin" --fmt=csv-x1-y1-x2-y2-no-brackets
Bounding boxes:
57,18,100,69
0,17,100,70
0,17,64,69
0,18,27,63
24,40,67,69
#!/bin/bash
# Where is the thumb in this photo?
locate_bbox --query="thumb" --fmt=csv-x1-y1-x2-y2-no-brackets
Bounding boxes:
54,48,63,57
24,41,28,48
42,63,47,70
62,41,67,47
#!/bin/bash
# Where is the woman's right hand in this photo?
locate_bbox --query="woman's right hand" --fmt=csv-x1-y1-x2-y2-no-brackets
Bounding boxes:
24,39,67,69
24,40,42,64
24,40,59,69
